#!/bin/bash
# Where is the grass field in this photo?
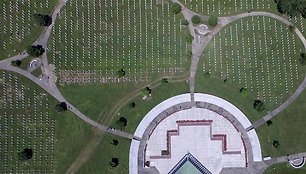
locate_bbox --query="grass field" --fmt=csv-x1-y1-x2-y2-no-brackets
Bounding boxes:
48,0,191,84
256,87,306,157
196,16,306,121
0,0,58,59
71,80,189,174
58,82,145,122
111,80,190,133
264,162,306,174
0,70,94,173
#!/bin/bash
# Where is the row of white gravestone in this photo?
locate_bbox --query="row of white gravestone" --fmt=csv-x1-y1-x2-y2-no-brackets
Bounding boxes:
0,78,55,172
203,16,301,103
51,0,188,83
185,0,271,15
1,0,50,50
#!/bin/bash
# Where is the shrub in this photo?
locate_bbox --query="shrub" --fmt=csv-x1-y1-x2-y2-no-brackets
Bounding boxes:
11,60,22,67
208,15,218,26
191,15,201,24
171,3,182,14
129,102,136,108
27,45,45,57
142,87,152,96
299,52,306,65
267,120,273,126
161,78,168,83
240,87,248,96
272,140,280,148
204,72,210,78
186,34,194,43
181,19,189,26
18,148,33,161
117,117,128,128
253,100,265,112
55,102,68,112
289,25,295,32
117,68,126,78
33,13,52,26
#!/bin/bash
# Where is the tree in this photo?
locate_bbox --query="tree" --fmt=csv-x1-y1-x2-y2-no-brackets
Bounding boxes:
299,52,306,65
275,0,306,17
208,15,218,26
27,45,45,57
55,102,68,112
186,34,194,43
181,19,189,26
272,140,280,148
253,100,265,112
129,102,136,108
143,87,152,96
109,157,119,168
171,3,182,14
161,78,168,84
191,15,201,24
18,148,33,161
267,120,273,126
289,25,295,32
117,68,126,78
11,60,22,67
33,13,52,26
111,139,119,146
240,87,248,96
117,117,128,128
204,72,210,78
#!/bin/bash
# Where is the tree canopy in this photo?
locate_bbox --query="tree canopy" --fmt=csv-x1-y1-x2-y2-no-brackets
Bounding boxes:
191,15,201,24
11,60,22,67
26,45,45,57
300,52,306,65
117,68,126,78
253,100,265,112
117,117,128,128
33,13,52,26
275,0,306,17
240,87,248,96
55,102,68,112
18,148,33,161
109,157,119,167
208,15,218,26
171,3,182,14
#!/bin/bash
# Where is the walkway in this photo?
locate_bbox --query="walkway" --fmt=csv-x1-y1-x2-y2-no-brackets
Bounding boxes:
130,93,263,174
175,7,306,131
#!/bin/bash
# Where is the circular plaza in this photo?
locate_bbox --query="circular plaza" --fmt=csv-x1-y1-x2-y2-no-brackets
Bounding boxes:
129,93,262,174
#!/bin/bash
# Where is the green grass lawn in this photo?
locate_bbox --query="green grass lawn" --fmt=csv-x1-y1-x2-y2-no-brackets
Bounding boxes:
112,80,190,133
196,16,306,122
75,134,130,174
58,82,147,123
256,87,306,157
264,162,306,174
0,0,58,60
0,70,95,173
73,80,189,174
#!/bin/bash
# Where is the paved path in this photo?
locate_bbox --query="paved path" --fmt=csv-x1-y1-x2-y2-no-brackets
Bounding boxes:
175,8,306,131
0,0,139,141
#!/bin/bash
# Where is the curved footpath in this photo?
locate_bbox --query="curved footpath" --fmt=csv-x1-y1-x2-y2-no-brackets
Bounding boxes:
1,1,306,172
